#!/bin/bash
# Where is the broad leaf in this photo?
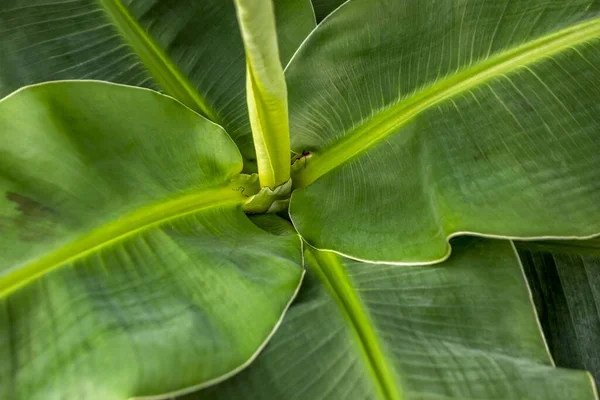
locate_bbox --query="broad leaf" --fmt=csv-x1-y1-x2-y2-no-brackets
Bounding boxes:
0,82,303,399
0,0,315,168
311,0,347,22
188,237,596,399
288,0,600,263
517,238,600,387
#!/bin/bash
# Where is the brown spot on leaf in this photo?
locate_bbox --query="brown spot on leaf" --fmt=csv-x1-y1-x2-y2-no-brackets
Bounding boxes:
5,192,59,242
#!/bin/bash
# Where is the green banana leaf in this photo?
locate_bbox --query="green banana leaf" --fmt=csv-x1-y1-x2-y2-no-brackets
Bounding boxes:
0,82,304,400
311,0,347,22
0,0,315,169
517,238,600,387
188,237,596,399
287,0,600,264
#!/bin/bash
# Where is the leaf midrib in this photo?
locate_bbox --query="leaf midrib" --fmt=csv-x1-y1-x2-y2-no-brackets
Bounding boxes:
292,16,600,187
0,185,245,298
96,0,221,122
306,248,403,400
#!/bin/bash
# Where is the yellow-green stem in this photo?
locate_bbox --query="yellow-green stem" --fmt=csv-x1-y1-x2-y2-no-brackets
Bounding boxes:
234,0,291,189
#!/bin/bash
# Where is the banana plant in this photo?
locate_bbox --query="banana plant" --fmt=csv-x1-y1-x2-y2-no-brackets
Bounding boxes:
0,0,599,399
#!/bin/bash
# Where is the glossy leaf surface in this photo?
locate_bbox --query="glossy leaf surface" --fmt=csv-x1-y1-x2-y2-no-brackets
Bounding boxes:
0,82,303,399
288,0,600,263
0,0,315,168
518,238,600,387
190,238,597,399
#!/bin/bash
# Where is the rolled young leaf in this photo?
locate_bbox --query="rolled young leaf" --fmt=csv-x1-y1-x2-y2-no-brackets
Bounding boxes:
0,0,315,170
287,0,600,264
0,82,303,399
517,238,600,387
188,237,597,400
234,0,292,189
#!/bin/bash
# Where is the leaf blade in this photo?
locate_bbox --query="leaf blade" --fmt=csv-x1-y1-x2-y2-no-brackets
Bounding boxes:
188,238,597,399
0,81,303,399
305,248,402,400
0,185,244,297
291,16,600,188
517,238,600,387
96,0,219,121
0,0,316,168
287,0,600,263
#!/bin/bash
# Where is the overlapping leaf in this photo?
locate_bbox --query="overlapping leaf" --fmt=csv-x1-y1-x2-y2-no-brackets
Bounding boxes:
518,238,600,387
310,0,347,22
0,0,315,168
0,82,303,400
288,0,600,263
189,237,596,400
